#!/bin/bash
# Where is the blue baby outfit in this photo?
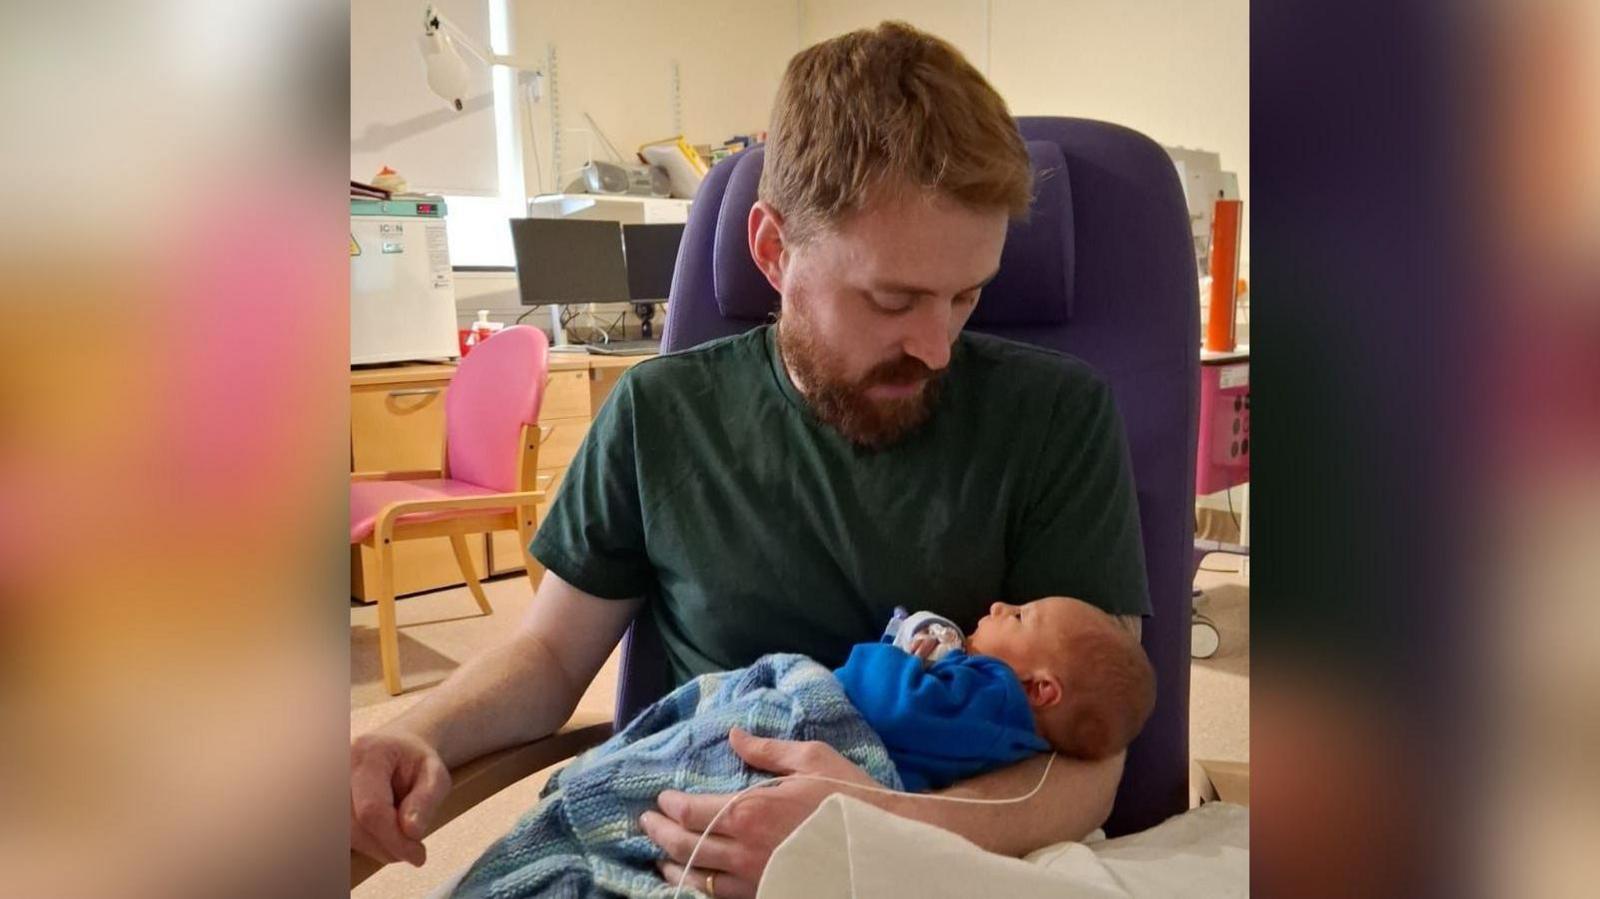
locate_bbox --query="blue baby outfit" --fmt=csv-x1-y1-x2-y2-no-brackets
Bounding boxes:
833,640,1048,793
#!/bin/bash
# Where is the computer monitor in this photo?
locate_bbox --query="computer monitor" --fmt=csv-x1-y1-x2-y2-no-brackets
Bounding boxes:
509,218,631,305
622,223,685,301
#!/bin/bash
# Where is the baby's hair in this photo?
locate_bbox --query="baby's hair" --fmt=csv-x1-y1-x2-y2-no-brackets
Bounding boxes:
1043,619,1157,760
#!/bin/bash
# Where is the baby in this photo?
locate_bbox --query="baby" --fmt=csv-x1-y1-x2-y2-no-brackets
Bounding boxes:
452,596,1155,898
834,596,1158,792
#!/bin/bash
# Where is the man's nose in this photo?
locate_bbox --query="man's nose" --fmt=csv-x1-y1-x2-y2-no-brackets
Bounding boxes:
901,301,954,371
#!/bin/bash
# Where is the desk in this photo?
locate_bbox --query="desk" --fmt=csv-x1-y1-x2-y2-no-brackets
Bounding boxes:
349,353,652,600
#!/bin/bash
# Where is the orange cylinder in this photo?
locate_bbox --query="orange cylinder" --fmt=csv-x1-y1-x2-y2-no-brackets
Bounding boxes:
1205,199,1243,352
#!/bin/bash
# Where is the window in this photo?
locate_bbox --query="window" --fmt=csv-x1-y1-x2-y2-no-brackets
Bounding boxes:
442,195,517,268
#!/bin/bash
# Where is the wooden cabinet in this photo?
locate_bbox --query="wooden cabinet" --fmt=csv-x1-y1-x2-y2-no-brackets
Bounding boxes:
589,363,630,416
540,369,592,420
350,364,487,601
350,371,450,472
351,356,651,589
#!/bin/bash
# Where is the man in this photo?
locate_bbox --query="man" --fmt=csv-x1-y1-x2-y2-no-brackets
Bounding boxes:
351,21,1149,899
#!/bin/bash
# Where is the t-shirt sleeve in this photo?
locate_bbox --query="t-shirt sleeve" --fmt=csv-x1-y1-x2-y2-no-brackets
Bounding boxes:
1004,373,1152,617
529,374,656,599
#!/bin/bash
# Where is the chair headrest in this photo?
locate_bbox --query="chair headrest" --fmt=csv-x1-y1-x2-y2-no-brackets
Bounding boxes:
708,141,1075,326
974,141,1075,326
711,147,777,322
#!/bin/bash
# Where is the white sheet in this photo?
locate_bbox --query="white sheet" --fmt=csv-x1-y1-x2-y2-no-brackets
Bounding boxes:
757,796,1249,899
422,799,1248,899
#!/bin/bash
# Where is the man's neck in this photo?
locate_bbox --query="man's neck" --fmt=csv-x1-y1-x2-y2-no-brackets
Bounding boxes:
774,322,814,398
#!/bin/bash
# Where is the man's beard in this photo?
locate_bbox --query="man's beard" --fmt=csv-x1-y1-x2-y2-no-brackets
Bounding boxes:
776,314,946,451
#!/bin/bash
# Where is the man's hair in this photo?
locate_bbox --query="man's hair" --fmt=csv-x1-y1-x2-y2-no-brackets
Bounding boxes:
1044,621,1158,760
759,20,1033,245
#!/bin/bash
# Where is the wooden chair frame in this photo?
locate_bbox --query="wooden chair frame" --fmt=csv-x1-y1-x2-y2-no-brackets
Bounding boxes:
353,423,554,695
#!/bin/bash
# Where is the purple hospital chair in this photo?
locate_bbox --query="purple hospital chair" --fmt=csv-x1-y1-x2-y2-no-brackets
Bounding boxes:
350,117,1198,888
616,117,1200,836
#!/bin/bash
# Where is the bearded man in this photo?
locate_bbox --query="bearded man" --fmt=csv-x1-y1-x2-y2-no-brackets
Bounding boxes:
351,21,1150,899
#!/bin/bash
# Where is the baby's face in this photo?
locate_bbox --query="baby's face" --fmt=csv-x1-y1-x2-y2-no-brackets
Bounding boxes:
966,596,1099,675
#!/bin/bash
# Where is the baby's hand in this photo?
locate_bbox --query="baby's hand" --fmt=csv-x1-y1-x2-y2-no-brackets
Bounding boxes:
908,625,962,663
908,634,940,660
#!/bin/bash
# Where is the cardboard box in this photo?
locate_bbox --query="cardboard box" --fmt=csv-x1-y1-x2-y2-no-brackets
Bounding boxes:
1194,758,1250,806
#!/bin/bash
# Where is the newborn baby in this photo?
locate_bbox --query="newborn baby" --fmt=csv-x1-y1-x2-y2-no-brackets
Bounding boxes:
452,596,1155,898
835,596,1157,791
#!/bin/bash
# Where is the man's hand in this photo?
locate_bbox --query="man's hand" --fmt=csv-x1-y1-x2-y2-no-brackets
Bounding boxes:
350,730,452,867
642,728,881,899
347,573,640,872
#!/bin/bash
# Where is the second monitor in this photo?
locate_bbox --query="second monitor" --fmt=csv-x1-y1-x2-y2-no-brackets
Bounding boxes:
622,223,686,302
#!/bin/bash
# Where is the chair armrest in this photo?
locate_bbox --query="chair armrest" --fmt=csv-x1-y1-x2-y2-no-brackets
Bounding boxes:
350,713,613,889
372,491,547,543
351,469,444,482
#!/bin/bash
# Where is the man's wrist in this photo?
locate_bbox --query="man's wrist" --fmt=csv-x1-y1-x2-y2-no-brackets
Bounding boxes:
382,706,451,762
854,784,937,828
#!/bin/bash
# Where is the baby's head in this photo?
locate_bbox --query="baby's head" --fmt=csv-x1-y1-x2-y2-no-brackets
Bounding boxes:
966,597,1156,760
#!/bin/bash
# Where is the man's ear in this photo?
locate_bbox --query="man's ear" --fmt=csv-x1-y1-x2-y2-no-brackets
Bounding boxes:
1024,673,1063,711
748,201,788,294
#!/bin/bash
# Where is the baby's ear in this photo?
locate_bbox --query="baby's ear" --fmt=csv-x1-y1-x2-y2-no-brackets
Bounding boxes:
1024,673,1062,710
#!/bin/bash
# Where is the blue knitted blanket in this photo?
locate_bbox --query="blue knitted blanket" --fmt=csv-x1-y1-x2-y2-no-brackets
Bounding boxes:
451,653,903,899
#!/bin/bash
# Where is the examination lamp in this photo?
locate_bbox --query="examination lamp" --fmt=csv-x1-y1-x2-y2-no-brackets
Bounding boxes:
420,4,540,111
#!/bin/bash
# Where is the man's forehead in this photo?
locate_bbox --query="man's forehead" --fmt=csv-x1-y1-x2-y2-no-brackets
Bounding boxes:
863,269,1000,297
832,230,1003,296
816,193,1008,291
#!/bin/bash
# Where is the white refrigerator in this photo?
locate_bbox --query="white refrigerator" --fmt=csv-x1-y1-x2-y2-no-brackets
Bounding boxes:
350,197,460,365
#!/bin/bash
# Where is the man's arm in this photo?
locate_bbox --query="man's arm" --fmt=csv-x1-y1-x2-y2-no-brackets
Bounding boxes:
891,750,1124,855
350,572,640,865
1116,615,1143,641
647,733,1123,897
382,570,640,764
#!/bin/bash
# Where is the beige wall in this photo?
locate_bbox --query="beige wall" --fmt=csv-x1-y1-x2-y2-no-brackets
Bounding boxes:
508,0,798,196
351,0,499,194
802,0,987,69
498,0,1246,258
474,1,1249,504
801,0,1250,266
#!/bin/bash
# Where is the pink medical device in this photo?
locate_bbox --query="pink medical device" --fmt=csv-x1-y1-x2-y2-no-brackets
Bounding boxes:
1196,350,1250,496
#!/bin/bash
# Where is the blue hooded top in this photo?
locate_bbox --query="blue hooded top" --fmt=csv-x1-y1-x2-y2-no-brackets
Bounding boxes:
832,642,1049,792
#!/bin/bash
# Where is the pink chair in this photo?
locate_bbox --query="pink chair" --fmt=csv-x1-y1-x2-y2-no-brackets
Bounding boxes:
350,326,553,694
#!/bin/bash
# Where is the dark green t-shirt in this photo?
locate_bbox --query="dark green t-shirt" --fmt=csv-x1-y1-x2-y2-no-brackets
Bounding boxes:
531,325,1149,688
